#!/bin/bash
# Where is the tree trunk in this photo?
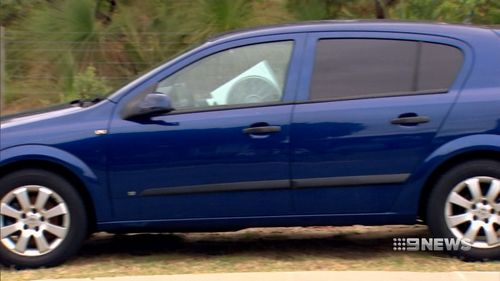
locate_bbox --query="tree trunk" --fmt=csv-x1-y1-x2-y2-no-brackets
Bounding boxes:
374,0,385,19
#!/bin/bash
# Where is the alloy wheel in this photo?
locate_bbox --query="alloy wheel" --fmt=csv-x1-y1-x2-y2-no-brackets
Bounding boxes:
0,185,70,256
445,176,500,249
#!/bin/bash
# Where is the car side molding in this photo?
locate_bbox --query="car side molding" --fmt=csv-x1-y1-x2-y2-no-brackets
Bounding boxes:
291,174,410,188
139,173,410,196
140,180,290,196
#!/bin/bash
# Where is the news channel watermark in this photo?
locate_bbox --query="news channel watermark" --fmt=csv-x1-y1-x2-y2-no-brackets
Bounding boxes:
393,237,472,251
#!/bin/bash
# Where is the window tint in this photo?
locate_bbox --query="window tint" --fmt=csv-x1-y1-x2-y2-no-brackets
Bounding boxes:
418,43,463,91
156,41,293,110
310,39,463,101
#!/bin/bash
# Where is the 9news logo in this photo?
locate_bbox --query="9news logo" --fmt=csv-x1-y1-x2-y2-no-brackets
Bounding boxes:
393,237,472,251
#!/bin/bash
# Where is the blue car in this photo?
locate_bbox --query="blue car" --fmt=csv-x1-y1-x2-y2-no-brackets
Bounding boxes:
1,21,500,268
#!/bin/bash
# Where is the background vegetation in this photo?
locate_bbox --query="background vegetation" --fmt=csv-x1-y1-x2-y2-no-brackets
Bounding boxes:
1,0,500,114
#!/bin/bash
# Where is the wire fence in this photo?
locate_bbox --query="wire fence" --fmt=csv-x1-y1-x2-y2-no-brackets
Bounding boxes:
1,28,200,112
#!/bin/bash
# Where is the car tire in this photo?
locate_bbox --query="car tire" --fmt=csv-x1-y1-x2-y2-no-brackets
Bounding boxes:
426,159,500,260
0,169,87,268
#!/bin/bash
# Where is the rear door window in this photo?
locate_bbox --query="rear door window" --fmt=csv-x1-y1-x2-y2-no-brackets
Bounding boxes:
310,39,463,101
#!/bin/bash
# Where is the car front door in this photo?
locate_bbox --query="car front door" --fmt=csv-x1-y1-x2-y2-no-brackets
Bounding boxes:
107,35,304,222
290,32,468,217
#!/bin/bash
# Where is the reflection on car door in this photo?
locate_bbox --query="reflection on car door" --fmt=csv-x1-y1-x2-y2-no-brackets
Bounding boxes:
291,35,464,216
108,38,302,221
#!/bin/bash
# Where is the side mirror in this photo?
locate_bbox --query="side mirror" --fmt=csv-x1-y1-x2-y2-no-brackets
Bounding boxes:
123,93,174,119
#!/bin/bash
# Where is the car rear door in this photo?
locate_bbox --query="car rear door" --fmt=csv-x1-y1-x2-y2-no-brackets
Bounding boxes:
290,32,468,216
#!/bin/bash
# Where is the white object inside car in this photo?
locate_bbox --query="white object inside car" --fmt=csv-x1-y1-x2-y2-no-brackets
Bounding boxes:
206,60,281,106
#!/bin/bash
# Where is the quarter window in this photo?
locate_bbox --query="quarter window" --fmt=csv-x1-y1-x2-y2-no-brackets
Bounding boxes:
310,39,463,101
418,42,464,91
156,41,293,110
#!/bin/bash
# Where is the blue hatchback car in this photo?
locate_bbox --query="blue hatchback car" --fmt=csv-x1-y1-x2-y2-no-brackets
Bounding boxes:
1,21,500,268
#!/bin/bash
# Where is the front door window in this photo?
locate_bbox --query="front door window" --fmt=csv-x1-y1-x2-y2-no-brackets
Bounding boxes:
155,41,293,110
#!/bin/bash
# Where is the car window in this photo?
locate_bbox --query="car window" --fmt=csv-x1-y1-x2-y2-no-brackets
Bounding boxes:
156,41,293,110
417,42,463,91
310,39,463,101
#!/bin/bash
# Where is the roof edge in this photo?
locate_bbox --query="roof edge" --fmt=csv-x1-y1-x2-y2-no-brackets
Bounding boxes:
208,20,492,43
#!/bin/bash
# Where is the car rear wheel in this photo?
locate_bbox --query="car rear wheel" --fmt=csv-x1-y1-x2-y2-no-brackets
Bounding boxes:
0,169,87,268
427,160,500,260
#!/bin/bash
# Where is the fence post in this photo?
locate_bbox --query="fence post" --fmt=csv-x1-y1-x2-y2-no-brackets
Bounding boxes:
0,26,5,114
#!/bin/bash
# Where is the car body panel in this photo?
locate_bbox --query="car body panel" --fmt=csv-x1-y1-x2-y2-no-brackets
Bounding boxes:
108,105,295,220
106,34,306,220
0,101,115,221
289,32,473,215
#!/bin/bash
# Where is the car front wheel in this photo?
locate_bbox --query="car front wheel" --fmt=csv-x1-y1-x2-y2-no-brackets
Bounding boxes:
0,169,87,268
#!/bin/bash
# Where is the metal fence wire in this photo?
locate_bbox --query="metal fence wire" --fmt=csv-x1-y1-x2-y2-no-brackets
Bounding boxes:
0,28,200,112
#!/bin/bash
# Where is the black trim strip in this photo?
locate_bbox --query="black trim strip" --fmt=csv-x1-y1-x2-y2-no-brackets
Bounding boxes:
140,180,290,196
292,174,410,189
139,174,410,197
163,101,287,116
142,89,448,117
303,89,448,104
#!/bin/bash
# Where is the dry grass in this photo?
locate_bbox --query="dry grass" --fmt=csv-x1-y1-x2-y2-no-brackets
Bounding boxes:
1,225,499,281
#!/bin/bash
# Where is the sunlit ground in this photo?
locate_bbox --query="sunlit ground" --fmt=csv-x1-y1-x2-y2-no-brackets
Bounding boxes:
2,225,499,281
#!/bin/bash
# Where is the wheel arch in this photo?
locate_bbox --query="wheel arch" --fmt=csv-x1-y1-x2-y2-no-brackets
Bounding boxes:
0,158,97,232
0,145,107,231
418,149,500,222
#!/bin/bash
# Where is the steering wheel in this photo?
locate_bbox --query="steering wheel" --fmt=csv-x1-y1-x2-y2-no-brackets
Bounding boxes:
226,76,281,105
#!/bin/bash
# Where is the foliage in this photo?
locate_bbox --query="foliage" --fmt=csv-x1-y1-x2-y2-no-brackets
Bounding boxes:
72,65,111,100
2,0,500,114
286,0,334,20
0,0,46,26
389,0,500,23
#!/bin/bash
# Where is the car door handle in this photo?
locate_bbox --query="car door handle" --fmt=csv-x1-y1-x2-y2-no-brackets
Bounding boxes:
391,115,430,125
243,126,281,134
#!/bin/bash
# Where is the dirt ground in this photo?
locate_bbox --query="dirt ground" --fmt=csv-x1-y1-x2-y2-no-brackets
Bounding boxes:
1,225,499,281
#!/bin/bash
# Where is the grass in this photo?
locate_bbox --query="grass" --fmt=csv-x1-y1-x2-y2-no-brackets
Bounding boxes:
1,225,499,281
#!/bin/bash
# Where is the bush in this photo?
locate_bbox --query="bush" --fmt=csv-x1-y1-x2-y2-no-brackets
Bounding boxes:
73,66,111,100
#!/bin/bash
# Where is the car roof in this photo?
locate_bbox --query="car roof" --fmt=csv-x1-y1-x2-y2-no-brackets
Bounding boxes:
209,20,495,43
